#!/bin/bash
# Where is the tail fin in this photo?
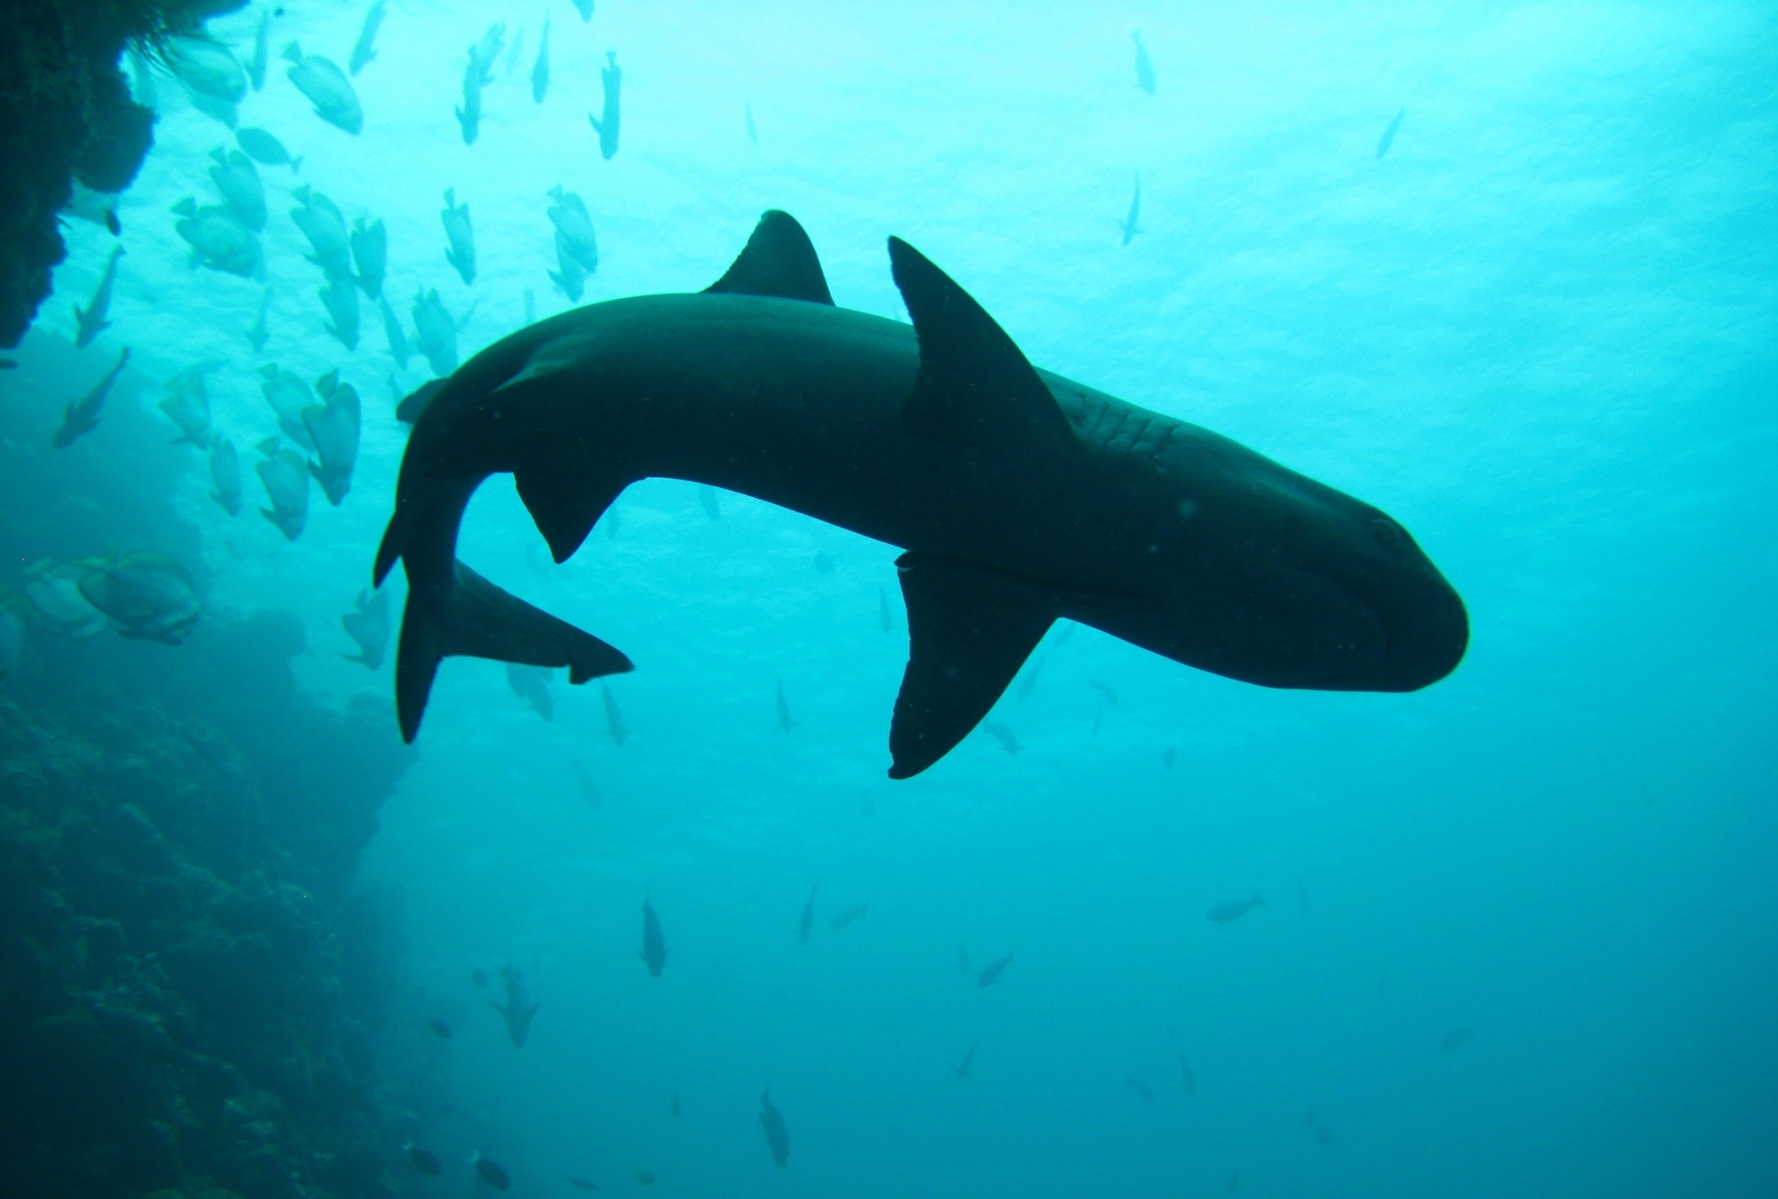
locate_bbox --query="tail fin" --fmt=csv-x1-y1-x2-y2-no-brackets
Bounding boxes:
395,560,631,741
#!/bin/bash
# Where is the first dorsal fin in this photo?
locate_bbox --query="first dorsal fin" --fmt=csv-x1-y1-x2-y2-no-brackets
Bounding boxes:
888,237,1075,453
705,210,834,305
887,553,1056,779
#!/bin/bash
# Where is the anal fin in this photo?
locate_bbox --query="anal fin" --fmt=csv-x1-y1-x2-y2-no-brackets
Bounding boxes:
888,553,1056,779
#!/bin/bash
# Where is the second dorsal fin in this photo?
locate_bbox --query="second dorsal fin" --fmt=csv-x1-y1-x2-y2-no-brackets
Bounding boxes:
705,210,835,305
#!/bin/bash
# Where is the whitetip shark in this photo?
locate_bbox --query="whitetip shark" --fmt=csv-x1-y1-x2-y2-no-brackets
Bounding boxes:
375,211,1467,778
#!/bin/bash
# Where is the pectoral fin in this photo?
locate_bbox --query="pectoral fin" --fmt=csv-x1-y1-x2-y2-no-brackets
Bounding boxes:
888,553,1056,778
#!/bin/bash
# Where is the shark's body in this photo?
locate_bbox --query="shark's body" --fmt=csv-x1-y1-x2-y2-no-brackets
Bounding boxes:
376,212,1466,778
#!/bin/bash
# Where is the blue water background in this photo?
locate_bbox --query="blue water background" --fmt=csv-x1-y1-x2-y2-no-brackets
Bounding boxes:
11,1,1776,1195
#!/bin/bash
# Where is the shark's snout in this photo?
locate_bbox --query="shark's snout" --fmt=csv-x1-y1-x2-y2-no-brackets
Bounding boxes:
1383,576,1469,691
1310,566,1468,692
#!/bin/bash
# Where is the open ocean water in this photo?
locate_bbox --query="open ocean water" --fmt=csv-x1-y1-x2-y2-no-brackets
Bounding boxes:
1,2,1773,1197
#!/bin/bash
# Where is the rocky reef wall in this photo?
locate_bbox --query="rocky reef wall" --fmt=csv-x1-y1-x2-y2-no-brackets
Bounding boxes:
0,343,420,1198
0,0,243,348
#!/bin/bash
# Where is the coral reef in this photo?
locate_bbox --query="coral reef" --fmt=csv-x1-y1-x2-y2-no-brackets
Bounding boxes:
0,0,244,348
1,344,416,1195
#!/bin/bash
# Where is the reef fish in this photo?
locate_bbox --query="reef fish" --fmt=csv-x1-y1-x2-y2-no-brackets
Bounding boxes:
505,661,554,719
319,277,360,350
547,186,598,300
531,14,550,103
350,0,386,76
1207,892,1267,926
470,23,505,84
63,183,122,236
172,199,262,278
1440,1026,1475,1052
260,366,317,451
473,1154,512,1190
955,1041,976,1080
380,294,412,368
236,126,300,172
758,1090,790,1167
371,212,1467,777
23,561,107,638
158,359,220,448
73,246,124,348
209,439,242,516
256,441,311,541
980,720,1019,755
77,552,200,644
492,964,539,1047
588,51,621,159
54,347,129,448
284,42,363,135
351,217,386,298
340,588,389,669
291,187,353,279
600,680,626,745
640,896,667,978
828,901,868,931
572,0,593,20
166,36,247,123
1178,1053,1197,1096
405,1144,441,1176
249,11,270,92
456,53,483,145
305,369,361,505
1132,30,1156,95
412,289,458,376
442,189,476,284
1128,1075,1157,1104
774,675,795,731
1119,174,1141,247
427,1017,452,1038
1377,107,1406,159
976,952,1013,988
798,885,816,944
209,148,266,231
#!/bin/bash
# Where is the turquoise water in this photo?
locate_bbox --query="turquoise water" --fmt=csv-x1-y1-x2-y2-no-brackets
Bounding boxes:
6,1,1775,1195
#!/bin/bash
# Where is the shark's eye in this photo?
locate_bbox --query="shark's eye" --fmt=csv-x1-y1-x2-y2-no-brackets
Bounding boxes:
1368,516,1407,550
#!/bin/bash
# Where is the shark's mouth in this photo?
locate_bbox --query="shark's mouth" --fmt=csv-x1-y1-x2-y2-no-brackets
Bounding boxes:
1261,567,1392,687
1281,567,1469,692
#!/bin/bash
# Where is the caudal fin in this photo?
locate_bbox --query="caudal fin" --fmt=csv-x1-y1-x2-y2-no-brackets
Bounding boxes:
395,559,632,741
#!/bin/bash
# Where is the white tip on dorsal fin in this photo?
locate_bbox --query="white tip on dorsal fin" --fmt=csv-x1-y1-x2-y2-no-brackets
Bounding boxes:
705,210,834,305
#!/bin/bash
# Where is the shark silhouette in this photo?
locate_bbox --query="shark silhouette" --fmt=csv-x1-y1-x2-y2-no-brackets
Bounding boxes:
375,211,1466,778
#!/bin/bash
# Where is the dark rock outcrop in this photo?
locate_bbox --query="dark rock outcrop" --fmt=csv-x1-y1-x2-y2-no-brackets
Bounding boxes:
0,0,244,348
1,338,416,1197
